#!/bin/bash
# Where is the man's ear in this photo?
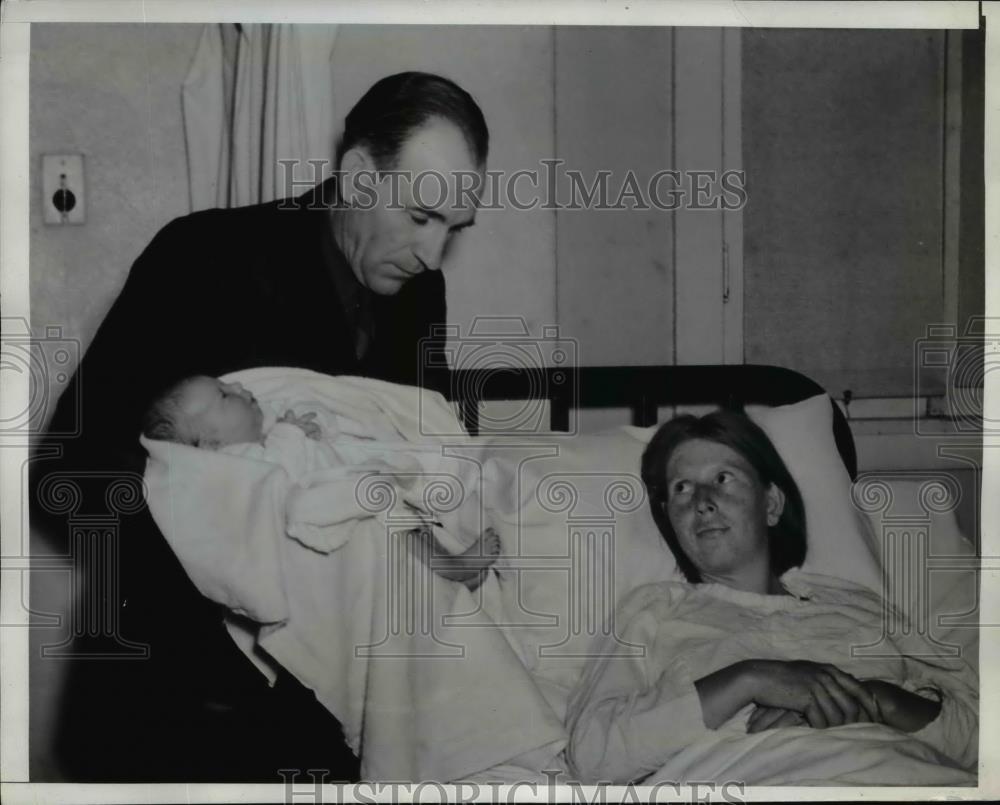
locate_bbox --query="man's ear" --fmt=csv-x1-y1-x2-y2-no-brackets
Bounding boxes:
339,146,376,206
765,483,786,527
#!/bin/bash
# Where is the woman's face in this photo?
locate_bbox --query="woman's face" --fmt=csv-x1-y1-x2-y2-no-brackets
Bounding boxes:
664,438,785,582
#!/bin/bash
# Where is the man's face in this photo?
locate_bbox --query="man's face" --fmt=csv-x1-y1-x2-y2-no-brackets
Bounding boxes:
338,117,484,296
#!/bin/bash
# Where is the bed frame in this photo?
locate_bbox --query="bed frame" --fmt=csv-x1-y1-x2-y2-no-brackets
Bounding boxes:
451,364,857,479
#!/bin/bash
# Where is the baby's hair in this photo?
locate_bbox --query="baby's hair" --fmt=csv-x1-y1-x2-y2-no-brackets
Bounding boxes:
142,377,199,446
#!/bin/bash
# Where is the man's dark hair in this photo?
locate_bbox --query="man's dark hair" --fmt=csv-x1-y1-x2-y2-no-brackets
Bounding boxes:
335,71,489,171
640,408,807,582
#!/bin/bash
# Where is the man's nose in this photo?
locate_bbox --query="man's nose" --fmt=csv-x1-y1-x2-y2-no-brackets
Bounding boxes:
414,227,448,272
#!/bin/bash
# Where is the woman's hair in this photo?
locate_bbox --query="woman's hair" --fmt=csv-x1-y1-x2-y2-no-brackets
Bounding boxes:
141,378,196,446
335,71,489,171
640,408,807,582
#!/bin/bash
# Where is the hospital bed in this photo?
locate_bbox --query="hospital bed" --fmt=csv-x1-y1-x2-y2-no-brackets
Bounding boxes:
142,363,978,785
454,363,856,476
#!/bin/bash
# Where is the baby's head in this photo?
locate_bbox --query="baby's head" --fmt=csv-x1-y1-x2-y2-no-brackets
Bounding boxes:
142,375,264,449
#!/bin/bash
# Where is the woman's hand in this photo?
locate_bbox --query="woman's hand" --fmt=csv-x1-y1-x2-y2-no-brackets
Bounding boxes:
863,679,941,733
746,706,809,733
744,660,880,729
695,659,879,731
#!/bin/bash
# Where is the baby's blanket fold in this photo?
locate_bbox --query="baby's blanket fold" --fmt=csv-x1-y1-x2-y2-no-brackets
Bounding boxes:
142,368,566,781
142,436,292,624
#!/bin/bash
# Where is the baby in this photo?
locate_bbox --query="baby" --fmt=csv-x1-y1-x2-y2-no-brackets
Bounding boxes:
142,374,500,588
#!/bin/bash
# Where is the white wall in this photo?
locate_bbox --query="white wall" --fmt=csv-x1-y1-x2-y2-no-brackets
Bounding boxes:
740,27,983,546
555,27,675,367
29,24,201,426
743,28,957,398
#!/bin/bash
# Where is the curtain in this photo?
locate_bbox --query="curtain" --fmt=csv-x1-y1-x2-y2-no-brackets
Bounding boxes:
182,24,339,211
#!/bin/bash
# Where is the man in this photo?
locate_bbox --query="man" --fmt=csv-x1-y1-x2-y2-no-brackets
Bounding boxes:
33,72,488,781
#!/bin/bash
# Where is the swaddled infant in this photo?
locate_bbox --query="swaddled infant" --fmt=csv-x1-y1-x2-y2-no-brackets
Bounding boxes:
142,374,500,588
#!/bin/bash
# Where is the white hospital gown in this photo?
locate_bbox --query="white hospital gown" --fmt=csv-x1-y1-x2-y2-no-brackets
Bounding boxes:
565,569,978,784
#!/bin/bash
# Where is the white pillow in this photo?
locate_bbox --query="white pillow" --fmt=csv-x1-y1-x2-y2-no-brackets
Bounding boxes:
856,477,978,673
746,394,883,593
493,429,679,605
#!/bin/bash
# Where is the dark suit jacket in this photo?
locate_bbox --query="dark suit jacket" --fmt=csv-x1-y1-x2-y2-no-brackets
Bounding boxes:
33,182,450,781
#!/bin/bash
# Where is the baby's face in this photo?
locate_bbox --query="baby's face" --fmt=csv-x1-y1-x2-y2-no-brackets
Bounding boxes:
179,376,264,447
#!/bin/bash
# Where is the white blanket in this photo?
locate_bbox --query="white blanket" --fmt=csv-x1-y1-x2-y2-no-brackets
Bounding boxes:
565,573,977,786
643,722,974,786
143,368,565,781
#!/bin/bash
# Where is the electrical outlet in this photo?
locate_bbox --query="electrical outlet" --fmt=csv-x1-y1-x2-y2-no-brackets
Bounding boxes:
42,154,86,225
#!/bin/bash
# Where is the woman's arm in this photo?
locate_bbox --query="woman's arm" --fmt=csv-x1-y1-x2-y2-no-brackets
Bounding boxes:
569,656,878,784
887,617,980,769
696,660,879,729
567,592,718,784
693,661,759,728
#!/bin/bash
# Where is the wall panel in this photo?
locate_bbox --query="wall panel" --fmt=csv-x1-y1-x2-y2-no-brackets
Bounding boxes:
743,29,948,397
554,27,674,367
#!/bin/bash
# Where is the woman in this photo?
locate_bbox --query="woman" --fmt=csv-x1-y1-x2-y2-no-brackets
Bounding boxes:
565,410,977,785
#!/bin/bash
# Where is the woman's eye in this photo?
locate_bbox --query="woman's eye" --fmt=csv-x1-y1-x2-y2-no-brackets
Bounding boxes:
716,471,732,484
410,211,429,225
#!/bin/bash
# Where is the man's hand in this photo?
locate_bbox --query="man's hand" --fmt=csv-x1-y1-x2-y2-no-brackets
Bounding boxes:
742,660,880,729
278,409,322,440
